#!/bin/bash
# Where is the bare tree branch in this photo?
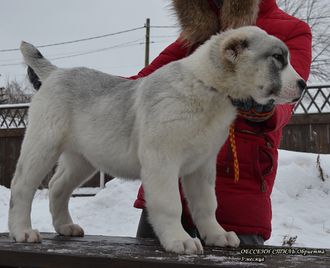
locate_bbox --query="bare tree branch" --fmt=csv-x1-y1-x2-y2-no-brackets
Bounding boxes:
277,0,330,82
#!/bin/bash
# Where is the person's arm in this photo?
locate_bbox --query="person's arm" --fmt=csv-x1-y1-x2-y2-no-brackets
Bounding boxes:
130,38,189,79
265,20,312,131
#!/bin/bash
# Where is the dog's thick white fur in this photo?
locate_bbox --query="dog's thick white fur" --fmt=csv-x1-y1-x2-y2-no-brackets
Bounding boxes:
9,26,305,254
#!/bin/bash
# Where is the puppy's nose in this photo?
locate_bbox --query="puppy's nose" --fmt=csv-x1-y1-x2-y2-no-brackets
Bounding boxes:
297,79,307,92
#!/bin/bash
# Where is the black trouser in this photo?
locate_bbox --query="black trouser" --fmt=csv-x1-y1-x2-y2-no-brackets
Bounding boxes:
136,209,264,246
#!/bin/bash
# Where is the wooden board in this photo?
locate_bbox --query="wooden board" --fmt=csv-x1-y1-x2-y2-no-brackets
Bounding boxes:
0,233,329,268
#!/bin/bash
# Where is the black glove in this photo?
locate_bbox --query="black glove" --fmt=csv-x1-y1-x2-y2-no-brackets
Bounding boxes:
231,98,275,122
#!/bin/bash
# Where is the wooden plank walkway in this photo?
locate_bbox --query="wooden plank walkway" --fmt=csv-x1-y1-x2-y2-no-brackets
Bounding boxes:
0,233,329,268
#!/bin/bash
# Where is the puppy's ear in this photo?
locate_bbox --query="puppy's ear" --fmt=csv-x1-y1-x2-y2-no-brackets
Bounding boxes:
223,37,249,63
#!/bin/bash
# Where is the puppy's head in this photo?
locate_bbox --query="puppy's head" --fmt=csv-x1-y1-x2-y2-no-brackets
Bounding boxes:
215,26,306,105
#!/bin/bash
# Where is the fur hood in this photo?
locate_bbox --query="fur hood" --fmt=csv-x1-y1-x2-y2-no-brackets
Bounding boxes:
172,0,261,45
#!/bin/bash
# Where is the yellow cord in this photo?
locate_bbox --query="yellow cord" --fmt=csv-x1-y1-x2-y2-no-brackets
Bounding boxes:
229,123,240,183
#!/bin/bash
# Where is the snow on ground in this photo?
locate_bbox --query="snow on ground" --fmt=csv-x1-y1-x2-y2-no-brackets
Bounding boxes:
0,180,141,237
0,150,329,248
266,150,330,248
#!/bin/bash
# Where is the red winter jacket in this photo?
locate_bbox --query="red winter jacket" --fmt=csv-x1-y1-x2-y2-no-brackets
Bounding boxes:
133,0,312,240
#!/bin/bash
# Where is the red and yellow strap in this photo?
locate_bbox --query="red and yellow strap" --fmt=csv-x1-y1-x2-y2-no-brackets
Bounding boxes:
229,123,240,183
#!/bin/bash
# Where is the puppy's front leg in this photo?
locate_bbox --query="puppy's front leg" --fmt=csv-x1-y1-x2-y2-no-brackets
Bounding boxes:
141,159,203,254
181,160,240,248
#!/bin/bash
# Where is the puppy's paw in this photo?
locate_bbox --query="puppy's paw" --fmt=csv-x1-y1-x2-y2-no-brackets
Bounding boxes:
204,231,240,248
57,224,84,237
164,237,203,254
11,229,42,243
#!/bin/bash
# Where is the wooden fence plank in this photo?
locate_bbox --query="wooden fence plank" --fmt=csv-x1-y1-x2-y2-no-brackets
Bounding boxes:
0,233,329,268
279,114,330,154
288,114,330,125
0,128,25,138
0,133,23,187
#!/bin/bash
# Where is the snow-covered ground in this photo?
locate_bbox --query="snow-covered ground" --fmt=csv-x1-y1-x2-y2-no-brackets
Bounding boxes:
0,150,329,248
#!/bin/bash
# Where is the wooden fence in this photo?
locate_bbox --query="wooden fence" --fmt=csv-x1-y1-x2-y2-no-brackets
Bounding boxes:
0,104,28,187
0,128,24,187
279,84,330,154
1,85,329,187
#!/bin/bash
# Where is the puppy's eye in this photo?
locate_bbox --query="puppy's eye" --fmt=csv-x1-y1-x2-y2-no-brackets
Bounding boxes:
272,54,284,63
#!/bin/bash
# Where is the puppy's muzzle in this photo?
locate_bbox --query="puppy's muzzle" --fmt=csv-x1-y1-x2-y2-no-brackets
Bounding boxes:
292,79,306,103
297,79,307,93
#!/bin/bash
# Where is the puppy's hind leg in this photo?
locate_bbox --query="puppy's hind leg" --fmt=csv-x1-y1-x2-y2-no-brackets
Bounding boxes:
49,152,96,237
8,129,61,243
181,160,240,248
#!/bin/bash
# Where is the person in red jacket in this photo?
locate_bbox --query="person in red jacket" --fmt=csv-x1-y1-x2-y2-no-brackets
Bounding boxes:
132,0,312,245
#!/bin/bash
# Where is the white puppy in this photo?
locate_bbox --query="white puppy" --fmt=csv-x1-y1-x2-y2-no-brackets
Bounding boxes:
9,26,305,254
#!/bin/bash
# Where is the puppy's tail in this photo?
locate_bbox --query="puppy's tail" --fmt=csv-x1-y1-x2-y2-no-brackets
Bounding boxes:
20,41,57,90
